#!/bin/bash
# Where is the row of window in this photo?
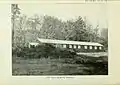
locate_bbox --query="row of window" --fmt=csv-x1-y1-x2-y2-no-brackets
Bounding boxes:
56,44,102,50
29,44,102,50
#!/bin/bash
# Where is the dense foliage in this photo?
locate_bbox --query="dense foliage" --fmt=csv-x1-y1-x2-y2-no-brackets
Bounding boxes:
13,44,76,59
11,4,108,51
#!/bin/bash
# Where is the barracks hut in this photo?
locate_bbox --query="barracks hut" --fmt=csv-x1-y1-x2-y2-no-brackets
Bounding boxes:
29,38,104,52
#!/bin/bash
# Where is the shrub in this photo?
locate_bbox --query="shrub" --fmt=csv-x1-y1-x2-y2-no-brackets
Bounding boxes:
13,44,77,59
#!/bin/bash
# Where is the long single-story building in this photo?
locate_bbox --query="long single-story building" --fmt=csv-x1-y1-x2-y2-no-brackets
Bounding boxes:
28,38,104,52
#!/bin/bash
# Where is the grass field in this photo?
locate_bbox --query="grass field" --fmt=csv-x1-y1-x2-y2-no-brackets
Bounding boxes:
12,55,108,75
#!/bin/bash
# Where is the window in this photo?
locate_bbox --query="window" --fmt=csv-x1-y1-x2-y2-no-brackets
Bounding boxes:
69,45,72,48
94,46,97,49
78,45,81,49
89,46,92,49
55,44,58,48
74,45,77,49
99,46,102,50
84,46,88,49
63,45,66,48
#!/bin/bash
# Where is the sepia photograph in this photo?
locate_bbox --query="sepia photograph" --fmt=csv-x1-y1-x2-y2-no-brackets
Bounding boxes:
12,3,108,75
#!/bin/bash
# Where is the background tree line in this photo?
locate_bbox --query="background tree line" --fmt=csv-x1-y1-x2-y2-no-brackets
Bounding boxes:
12,4,108,51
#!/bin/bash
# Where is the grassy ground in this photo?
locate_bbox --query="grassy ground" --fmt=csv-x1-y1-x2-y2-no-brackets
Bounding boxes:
12,56,108,75
77,52,108,57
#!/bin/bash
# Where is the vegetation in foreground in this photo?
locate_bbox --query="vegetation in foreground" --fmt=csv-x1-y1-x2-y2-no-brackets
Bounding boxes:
12,45,108,75
12,56,108,75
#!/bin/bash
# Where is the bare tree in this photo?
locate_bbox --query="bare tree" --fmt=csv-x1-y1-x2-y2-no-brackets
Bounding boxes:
11,4,20,47
27,14,42,30
18,15,27,46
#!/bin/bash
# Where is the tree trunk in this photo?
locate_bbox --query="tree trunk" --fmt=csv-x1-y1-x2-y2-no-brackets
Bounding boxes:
12,17,15,47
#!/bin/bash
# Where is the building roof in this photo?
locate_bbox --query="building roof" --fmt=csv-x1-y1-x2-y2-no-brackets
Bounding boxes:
29,42,39,46
37,38,103,46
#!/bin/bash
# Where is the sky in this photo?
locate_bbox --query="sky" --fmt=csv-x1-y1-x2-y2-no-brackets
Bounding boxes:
18,3,108,29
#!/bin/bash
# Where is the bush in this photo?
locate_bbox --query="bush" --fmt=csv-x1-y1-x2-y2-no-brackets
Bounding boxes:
12,44,77,59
